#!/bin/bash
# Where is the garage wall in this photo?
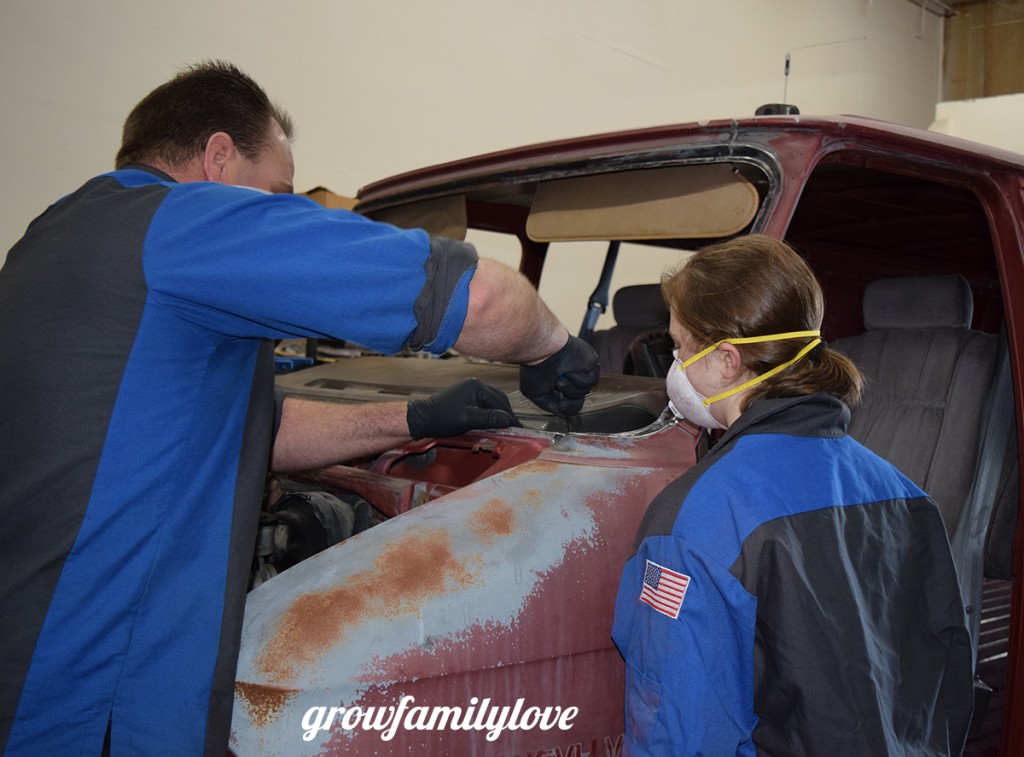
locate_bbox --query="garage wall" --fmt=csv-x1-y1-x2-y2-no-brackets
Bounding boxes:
0,0,944,328
931,93,1024,155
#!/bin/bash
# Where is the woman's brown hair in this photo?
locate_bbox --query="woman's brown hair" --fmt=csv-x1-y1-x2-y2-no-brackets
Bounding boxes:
662,234,863,409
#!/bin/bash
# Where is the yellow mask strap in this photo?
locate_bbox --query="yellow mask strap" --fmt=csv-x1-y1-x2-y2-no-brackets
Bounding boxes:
679,330,822,406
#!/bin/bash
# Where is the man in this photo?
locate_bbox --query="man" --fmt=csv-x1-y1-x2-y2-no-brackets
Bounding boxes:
0,61,599,756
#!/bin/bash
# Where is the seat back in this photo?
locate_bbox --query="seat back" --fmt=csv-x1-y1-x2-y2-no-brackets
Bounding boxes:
588,284,669,374
626,328,675,377
834,274,1017,650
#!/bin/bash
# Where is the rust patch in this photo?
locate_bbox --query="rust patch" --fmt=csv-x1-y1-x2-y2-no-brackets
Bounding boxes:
255,527,477,685
503,458,559,478
375,527,477,606
470,497,517,544
520,487,545,509
235,681,298,729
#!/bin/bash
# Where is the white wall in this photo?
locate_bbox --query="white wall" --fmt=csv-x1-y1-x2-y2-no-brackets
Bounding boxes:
0,0,944,328
930,93,1024,155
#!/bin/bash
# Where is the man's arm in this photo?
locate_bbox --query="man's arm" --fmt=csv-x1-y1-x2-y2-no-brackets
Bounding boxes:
453,257,569,364
271,378,521,472
273,251,599,472
456,258,601,423
271,397,410,472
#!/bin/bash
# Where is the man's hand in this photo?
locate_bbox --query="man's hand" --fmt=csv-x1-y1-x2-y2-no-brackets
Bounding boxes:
407,378,522,440
519,336,600,426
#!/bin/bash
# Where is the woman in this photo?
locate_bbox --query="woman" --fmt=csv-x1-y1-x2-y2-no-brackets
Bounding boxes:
612,236,974,756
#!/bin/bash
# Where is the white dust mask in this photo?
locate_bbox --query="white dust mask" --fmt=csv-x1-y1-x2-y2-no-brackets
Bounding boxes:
665,331,823,429
666,351,725,430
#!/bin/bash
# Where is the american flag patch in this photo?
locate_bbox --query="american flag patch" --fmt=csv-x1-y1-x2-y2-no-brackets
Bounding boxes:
640,559,690,619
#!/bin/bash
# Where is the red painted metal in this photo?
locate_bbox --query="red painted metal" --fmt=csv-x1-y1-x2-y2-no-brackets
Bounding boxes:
232,423,699,755
356,115,1024,212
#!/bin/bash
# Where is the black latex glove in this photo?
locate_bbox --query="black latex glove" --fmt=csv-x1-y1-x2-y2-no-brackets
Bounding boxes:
407,378,522,440
519,335,600,427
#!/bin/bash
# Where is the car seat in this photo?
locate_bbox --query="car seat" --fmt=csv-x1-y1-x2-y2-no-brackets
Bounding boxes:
625,328,675,378
587,284,669,374
833,275,1018,721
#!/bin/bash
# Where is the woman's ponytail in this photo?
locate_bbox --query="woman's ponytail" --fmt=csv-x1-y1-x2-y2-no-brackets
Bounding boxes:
747,343,863,409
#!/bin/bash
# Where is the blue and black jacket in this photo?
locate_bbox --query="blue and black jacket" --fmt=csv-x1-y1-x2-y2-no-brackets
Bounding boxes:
0,166,476,755
612,393,974,756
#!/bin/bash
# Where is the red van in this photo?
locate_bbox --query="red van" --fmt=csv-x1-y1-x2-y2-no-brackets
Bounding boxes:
231,114,1023,756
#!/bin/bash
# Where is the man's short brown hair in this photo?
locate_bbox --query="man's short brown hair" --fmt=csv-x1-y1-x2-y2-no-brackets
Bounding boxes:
115,60,294,170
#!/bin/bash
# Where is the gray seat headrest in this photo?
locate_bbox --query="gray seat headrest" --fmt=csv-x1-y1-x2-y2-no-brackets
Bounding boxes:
613,284,669,329
863,275,973,331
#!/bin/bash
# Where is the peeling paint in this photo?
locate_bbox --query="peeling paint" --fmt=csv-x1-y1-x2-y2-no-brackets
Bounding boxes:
255,528,478,685
471,498,517,543
232,427,697,754
234,681,299,729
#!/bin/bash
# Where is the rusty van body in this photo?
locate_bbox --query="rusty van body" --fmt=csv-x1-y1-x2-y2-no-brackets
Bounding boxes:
229,115,1024,756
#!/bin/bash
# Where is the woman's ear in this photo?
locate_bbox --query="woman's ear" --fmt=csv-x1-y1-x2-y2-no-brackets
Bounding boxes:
717,342,746,380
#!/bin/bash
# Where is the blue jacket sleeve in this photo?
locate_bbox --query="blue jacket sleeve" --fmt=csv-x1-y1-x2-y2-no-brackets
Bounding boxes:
140,183,471,355
612,535,759,756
